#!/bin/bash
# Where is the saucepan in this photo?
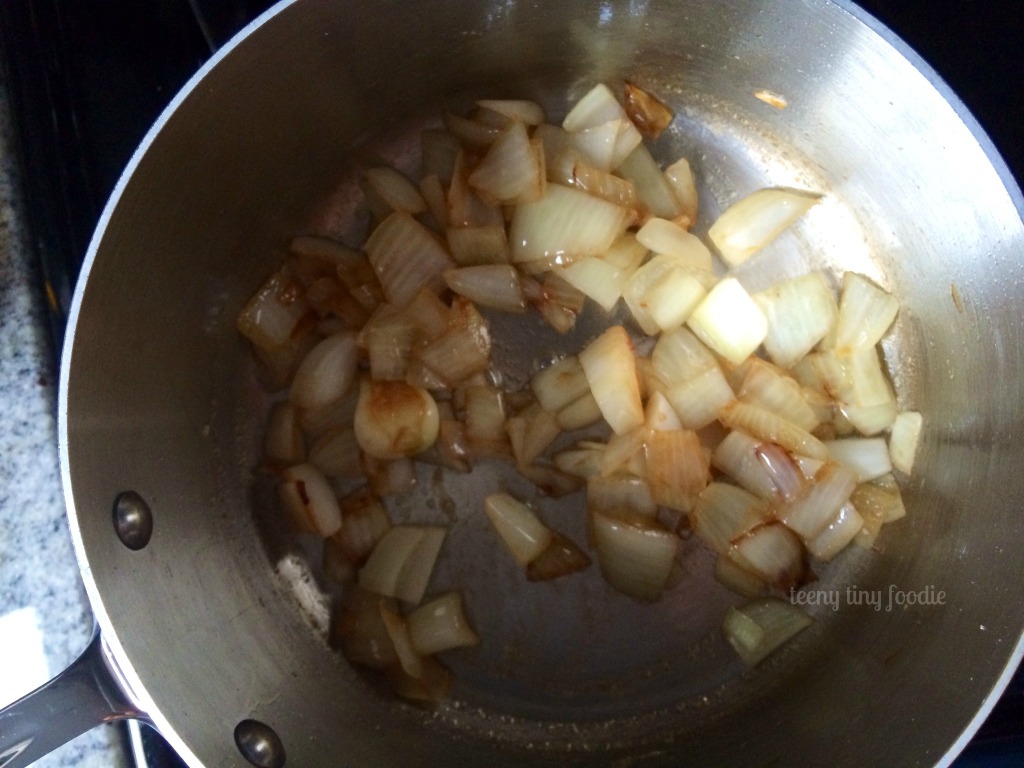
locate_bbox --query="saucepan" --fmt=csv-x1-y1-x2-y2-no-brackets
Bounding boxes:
2,0,1023,766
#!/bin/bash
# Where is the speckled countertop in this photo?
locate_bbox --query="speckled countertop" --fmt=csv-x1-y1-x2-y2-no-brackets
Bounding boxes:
0,80,126,767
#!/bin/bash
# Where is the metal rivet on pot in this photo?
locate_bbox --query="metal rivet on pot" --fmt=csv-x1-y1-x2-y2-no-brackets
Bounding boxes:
112,491,153,551
234,719,286,768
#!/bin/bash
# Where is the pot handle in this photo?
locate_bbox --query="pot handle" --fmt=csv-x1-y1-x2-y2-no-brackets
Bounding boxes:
0,626,148,768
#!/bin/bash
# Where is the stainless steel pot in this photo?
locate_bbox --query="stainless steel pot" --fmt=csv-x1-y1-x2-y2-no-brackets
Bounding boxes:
2,0,1023,766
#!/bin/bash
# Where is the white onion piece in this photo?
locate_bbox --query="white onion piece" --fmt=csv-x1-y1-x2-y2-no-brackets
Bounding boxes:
444,265,526,313
889,411,923,475
364,212,454,307
645,429,709,512
407,592,480,656
623,254,711,335
360,524,446,605
691,482,770,555
418,297,492,386
729,522,807,590
363,315,415,382
463,384,509,456
278,463,343,537
534,123,575,180
753,271,838,369
852,479,906,526
289,331,359,410
379,603,423,679
363,455,418,498
557,256,629,312
568,159,638,209
687,278,767,366
484,492,553,566
844,346,896,408
323,489,392,583
739,361,819,434
635,219,713,270
617,142,684,220
364,167,427,215
591,512,678,602
571,118,642,171
754,442,807,501
711,431,777,500
517,463,585,498
645,390,682,432
445,224,511,266
587,474,657,518
387,655,453,704
265,401,305,465
297,389,359,440
842,400,899,438
553,444,604,478
579,326,645,435
309,427,362,478
652,326,718,384
530,356,590,412
603,233,650,271
505,404,561,468
419,174,449,229
468,122,545,204
719,401,828,461
354,379,440,460
806,501,864,561
236,269,311,351
778,462,858,540
526,531,592,581
824,437,892,482
665,365,737,431
442,111,500,148
510,183,629,264
834,272,899,353
664,157,699,227
722,598,813,667
708,188,821,267
333,587,399,669
420,129,460,185
562,82,628,131
476,98,545,125
714,556,765,598
599,423,652,477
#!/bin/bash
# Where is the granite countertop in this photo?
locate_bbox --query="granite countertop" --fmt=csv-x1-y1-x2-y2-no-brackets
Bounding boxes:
0,79,126,767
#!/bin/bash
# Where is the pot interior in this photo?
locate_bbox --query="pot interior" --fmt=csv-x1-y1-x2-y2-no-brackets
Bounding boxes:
61,0,1024,766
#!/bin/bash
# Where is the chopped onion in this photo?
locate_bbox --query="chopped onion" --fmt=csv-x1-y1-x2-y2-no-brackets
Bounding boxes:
354,378,440,460
517,463,585,498
777,462,858,540
711,430,776,500
617,142,684,220
448,150,505,228
645,429,709,512
483,492,553,566
445,224,511,266
568,158,638,209
323,488,392,582
708,188,821,267
587,473,657,518
420,129,461,185
635,218,713,270
530,355,590,412
664,157,699,227
362,455,418,498
468,122,545,204
364,212,454,307
331,587,399,668
509,183,629,264
834,272,899,353
824,437,892,482
289,331,359,410
358,524,446,604
236,268,311,351
623,255,711,335
557,255,630,312
407,592,480,656
578,326,644,435
278,462,343,537
364,166,427,215
297,388,358,440
442,110,501,148
687,278,768,366
728,522,808,590
379,603,423,679
264,401,305,466
363,314,415,382
691,482,771,555
562,83,629,132
553,444,604,478
417,297,492,385
754,442,807,501
462,384,510,457
739,360,820,434
419,174,449,229
722,598,813,666
387,655,453,703
526,531,592,581
719,401,828,461
505,403,561,467
806,501,864,561
444,265,526,313
623,81,674,138
652,326,718,384
665,365,737,431
591,512,678,602
888,410,922,475
569,118,642,171
753,271,838,369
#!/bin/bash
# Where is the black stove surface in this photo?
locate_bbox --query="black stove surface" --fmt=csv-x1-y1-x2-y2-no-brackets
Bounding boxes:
0,1,1021,766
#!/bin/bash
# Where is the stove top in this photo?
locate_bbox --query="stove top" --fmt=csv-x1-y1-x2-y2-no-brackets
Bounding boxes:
0,1,1020,766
